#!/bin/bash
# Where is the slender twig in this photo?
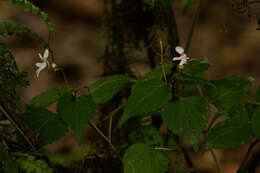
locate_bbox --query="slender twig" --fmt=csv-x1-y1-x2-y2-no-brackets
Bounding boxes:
211,149,221,173
60,67,69,87
154,147,177,152
239,139,259,170
89,121,122,161
206,115,219,132
0,105,36,151
185,0,201,53
108,117,112,141
159,40,167,83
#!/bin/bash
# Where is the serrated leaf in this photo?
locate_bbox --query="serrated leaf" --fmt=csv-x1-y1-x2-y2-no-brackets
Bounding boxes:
88,75,131,103
140,63,173,82
23,108,68,146
204,114,253,150
118,80,171,127
123,143,169,173
206,75,253,117
162,96,210,146
57,94,96,145
251,107,260,139
27,87,71,108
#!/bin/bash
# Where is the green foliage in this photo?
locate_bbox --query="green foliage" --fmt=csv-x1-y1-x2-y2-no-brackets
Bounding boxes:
57,94,96,145
251,107,260,140
140,63,173,82
205,75,253,117
118,79,171,127
123,143,169,173
23,108,68,147
181,0,198,13
204,113,253,150
129,126,164,146
4,0,54,32
15,155,53,173
27,87,72,108
162,96,210,149
88,74,132,103
0,21,43,42
255,86,260,102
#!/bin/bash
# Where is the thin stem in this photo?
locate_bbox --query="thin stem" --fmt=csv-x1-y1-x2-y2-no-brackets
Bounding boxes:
0,105,36,151
60,67,69,87
89,121,122,160
108,117,112,141
211,149,221,173
239,139,259,170
185,0,201,53
159,40,167,83
178,136,191,173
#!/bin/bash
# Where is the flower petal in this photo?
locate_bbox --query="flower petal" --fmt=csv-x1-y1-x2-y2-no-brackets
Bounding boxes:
43,49,49,59
175,46,184,54
179,59,187,66
38,53,44,60
172,57,182,61
36,62,47,78
35,62,45,67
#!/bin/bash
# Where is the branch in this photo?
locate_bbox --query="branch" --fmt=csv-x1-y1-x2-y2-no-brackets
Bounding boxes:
89,121,122,161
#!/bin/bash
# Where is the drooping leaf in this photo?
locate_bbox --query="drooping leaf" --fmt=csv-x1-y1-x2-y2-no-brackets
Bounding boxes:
23,108,68,147
118,80,171,127
57,94,96,145
162,96,210,146
123,143,169,173
88,75,132,103
27,87,71,108
204,114,254,150
205,75,253,117
251,107,260,140
140,63,173,82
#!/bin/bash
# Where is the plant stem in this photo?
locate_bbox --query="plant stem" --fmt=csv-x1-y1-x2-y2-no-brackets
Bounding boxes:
211,149,221,173
185,0,201,53
178,136,191,173
0,105,36,151
159,39,167,83
239,139,259,170
89,121,122,161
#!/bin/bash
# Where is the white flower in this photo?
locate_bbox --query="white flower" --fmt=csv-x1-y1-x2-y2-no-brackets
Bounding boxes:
36,49,49,78
172,46,190,69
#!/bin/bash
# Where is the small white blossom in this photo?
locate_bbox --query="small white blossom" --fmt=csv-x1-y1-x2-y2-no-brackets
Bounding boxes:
36,49,49,78
172,46,190,69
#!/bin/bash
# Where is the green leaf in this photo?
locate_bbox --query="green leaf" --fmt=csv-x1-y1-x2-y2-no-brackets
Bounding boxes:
140,63,173,82
129,126,164,146
57,94,96,145
23,108,68,146
27,87,71,108
123,143,169,173
206,75,253,117
88,75,131,104
251,107,260,140
204,114,253,150
167,137,179,150
162,96,210,146
118,80,171,127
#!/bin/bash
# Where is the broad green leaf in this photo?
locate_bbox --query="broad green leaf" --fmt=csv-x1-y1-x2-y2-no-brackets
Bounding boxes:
140,63,173,82
123,143,169,173
57,94,96,145
205,75,253,117
118,80,171,127
204,114,253,150
23,108,68,146
251,107,260,139
162,96,210,146
88,75,131,103
168,137,179,150
27,87,71,108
